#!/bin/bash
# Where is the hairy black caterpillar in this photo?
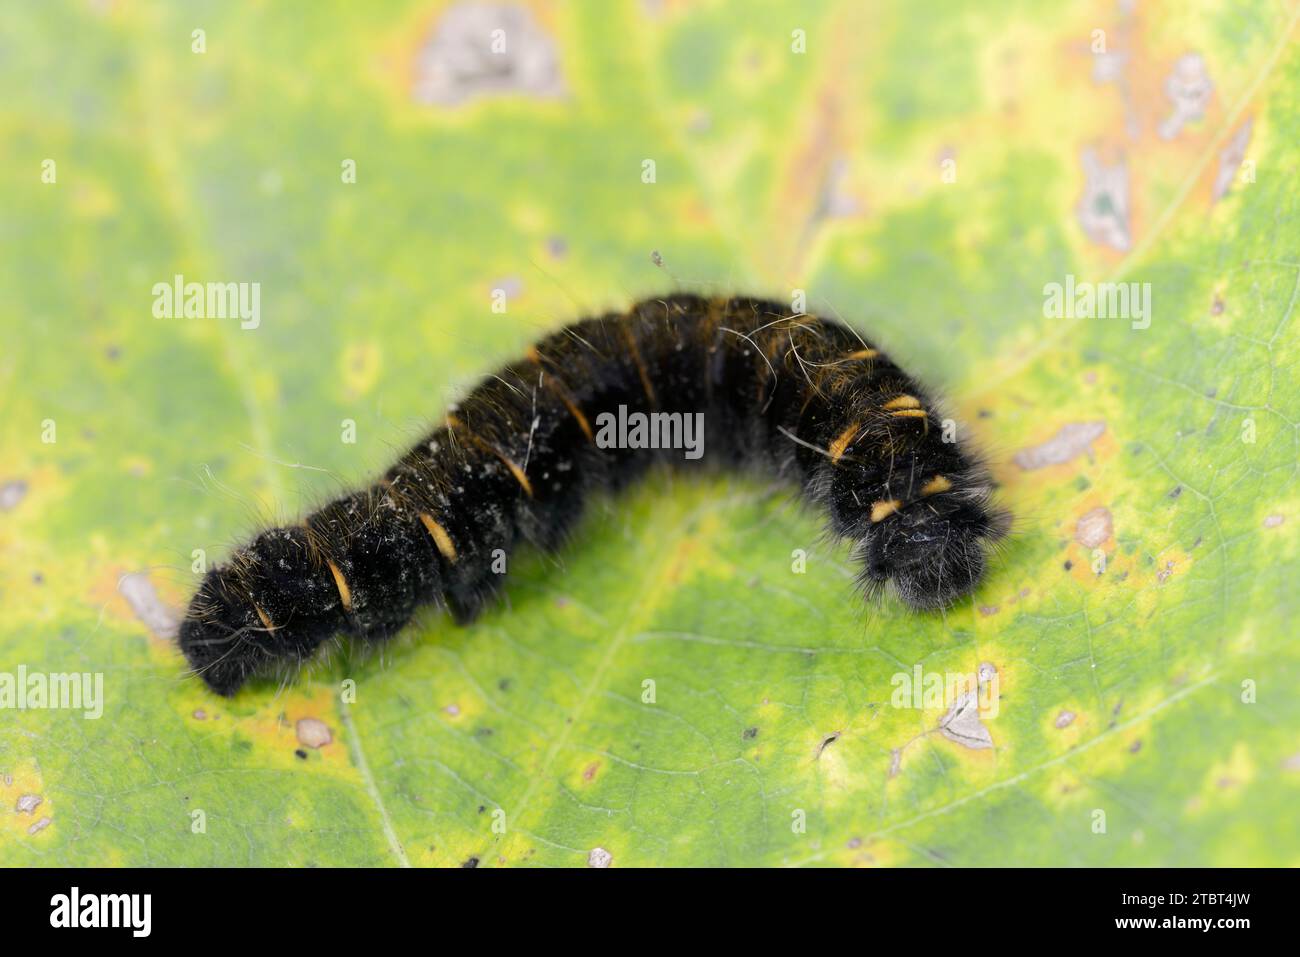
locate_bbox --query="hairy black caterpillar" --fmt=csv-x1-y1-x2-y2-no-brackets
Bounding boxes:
179,294,1009,695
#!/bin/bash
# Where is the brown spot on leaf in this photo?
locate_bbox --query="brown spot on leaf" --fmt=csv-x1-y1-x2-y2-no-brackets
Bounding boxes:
295,717,332,749
582,761,600,782
1055,710,1076,729
1075,507,1113,549
816,731,842,758
27,816,51,835
587,846,612,868
1263,514,1284,528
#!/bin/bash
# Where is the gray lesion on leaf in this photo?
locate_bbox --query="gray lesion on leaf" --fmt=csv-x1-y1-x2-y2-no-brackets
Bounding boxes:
1014,421,1107,470
1089,7,1140,141
938,689,993,750
1212,118,1253,202
1077,149,1131,251
413,3,566,107
812,156,863,221
15,793,42,814
0,479,27,511
118,572,180,640
890,662,1000,774
1157,53,1214,141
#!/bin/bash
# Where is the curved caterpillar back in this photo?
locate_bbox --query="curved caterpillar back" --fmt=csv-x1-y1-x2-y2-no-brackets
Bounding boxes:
180,295,1009,695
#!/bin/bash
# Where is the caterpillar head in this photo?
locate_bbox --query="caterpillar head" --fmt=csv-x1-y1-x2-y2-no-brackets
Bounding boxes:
178,508,444,695
178,527,349,696
860,486,1009,611
178,567,277,696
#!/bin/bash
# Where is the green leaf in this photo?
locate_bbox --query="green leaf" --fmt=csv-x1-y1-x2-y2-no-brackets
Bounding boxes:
2,0,1298,866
